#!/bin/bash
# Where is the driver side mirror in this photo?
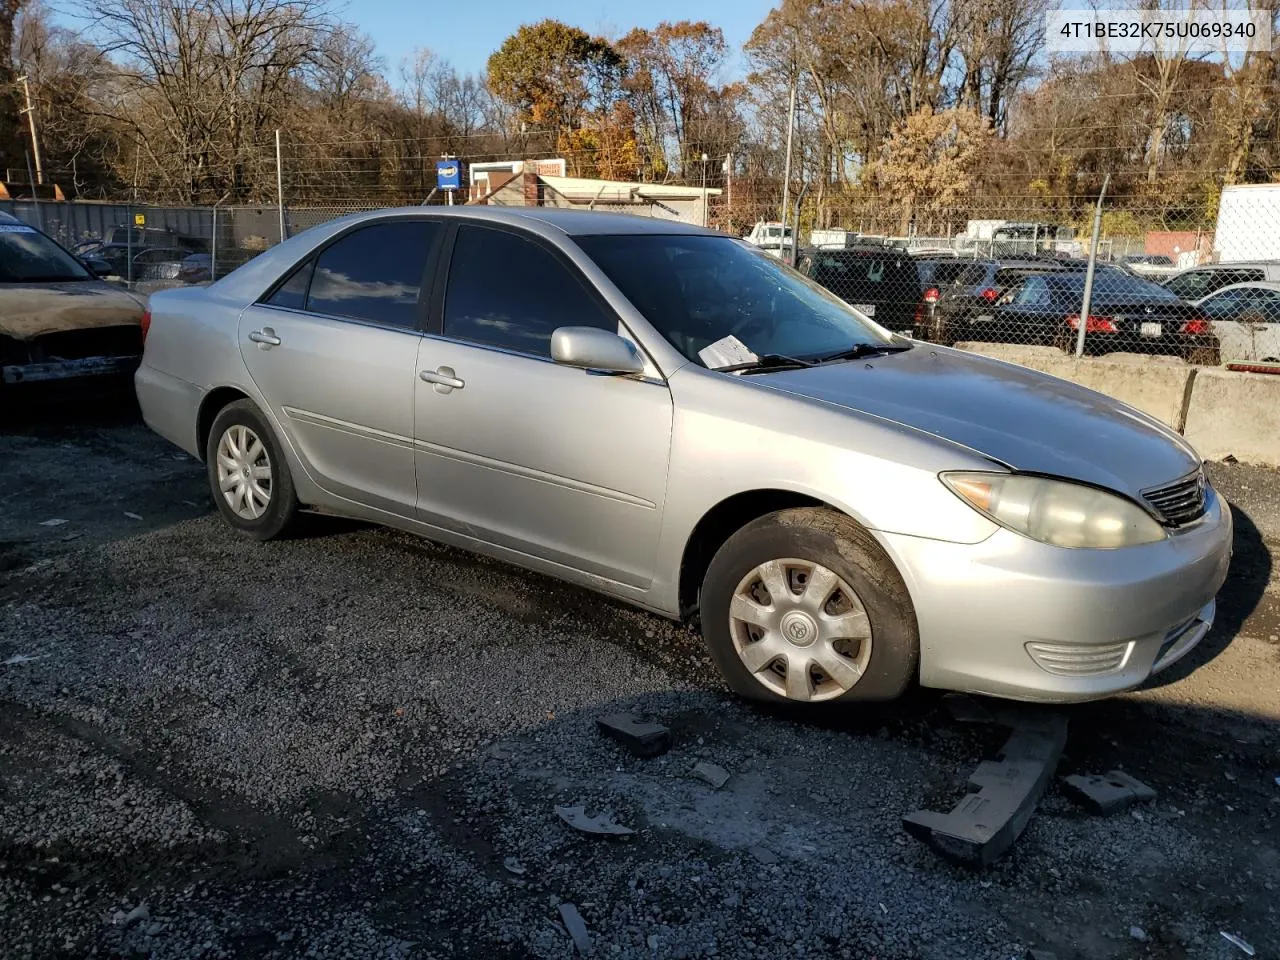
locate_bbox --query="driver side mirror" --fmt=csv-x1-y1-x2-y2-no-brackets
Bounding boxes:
551,327,646,375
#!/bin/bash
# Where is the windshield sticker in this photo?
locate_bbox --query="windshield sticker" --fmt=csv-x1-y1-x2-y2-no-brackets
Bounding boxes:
0,224,37,233
698,335,759,370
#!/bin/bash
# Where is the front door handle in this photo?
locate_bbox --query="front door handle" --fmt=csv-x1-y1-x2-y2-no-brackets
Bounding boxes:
249,328,281,347
420,366,464,394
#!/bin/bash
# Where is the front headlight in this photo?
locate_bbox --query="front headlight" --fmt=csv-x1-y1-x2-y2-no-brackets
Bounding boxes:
941,472,1167,548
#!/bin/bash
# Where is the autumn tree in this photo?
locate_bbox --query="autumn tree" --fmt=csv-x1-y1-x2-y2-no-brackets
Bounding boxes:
486,20,622,146
867,106,991,233
616,21,730,178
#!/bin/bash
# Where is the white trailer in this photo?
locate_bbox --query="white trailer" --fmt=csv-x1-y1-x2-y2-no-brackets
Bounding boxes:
1214,184,1280,262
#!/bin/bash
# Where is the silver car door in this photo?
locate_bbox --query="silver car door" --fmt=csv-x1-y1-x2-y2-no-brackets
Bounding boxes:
413,223,674,589
238,219,444,514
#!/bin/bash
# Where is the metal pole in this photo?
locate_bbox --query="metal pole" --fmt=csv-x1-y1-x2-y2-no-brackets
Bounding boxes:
24,150,43,231
701,152,708,227
275,128,286,242
17,77,44,185
791,180,809,269
1076,173,1111,358
211,190,230,281
780,73,797,235
725,152,732,235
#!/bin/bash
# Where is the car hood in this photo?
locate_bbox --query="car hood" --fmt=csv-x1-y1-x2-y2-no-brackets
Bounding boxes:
0,281,145,341
759,346,1200,494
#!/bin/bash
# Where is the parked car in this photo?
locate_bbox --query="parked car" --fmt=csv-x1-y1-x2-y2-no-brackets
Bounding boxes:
176,253,213,284
796,248,993,338
0,212,147,387
966,270,1219,362
136,207,1230,706
1120,254,1181,281
1191,281,1280,362
1163,261,1280,301
936,259,1131,342
78,243,191,282
934,259,1125,344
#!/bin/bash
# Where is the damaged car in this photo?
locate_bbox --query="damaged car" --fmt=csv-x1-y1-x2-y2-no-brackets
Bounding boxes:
0,212,147,387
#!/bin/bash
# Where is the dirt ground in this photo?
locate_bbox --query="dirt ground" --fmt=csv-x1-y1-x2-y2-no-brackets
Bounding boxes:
1,389,1277,960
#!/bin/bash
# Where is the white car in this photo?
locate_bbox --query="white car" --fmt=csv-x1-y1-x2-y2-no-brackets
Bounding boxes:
1192,281,1280,362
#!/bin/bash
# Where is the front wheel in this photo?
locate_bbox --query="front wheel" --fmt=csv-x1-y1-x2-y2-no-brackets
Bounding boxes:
206,399,300,540
699,508,919,704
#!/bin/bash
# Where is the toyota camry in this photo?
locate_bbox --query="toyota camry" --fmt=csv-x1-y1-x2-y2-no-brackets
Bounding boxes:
135,208,1232,704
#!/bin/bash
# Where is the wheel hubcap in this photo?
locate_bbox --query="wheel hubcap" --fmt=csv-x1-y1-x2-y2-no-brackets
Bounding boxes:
728,558,873,702
215,424,272,520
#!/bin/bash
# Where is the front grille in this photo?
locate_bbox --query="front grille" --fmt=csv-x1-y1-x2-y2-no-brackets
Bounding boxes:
1026,640,1132,677
1142,469,1208,527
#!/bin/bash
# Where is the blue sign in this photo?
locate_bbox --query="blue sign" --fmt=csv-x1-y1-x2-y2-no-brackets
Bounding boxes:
436,159,461,191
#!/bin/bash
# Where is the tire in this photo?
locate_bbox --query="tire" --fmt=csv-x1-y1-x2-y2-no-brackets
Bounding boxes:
205,399,300,540
699,507,919,704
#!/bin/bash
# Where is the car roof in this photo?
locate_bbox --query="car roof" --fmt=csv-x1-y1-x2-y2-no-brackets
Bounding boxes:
374,205,717,238
205,205,721,304
1181,261,1280,271
1198,280,1280,296
0,210,22,225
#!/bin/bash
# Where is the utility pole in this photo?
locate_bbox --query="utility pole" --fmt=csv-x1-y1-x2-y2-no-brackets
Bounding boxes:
700,152,709,227
1076,173,1111,358
727,154,735,230
779,73,797,235
275,129,286,241
16,76,44,186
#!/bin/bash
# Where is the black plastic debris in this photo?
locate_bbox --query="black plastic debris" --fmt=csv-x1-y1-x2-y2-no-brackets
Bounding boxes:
555,805,635,836
596,713,672,758
942,692,998,724
690,761,730,789
1063,770,1157,815
558,903,593,956
902,711,1068,867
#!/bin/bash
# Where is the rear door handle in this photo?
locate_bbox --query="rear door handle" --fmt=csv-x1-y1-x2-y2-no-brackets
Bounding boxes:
420,366,464,393
249,329,281,346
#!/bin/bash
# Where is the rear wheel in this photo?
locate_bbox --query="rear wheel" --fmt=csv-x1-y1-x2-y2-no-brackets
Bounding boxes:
206,399,300,540
699,507,919,704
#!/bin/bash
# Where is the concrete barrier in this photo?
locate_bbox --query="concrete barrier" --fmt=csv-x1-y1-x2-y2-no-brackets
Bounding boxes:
955,344,1195,430
954,343,1280,467
1182,367,1280,464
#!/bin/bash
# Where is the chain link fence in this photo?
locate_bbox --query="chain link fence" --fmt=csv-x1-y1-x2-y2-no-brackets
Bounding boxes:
5,188,1279,371
785,193,1280,370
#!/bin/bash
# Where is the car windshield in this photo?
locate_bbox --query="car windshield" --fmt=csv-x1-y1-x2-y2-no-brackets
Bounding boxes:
0,223,90,282
576,234,897,366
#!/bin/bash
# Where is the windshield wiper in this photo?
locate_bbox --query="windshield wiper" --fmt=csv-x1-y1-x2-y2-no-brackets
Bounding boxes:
716,353,816,374
814,343,913,364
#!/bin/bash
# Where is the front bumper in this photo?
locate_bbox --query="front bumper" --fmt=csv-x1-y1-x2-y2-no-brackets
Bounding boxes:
879,489,1233,702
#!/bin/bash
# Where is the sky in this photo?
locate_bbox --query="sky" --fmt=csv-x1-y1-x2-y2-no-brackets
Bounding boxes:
349,0,777,81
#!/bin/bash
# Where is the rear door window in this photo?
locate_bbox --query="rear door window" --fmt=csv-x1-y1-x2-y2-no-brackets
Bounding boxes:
1013,276,1052,307
810,254,918,302
305,220,442,329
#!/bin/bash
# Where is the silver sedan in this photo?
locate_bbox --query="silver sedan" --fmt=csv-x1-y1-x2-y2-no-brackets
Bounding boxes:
135,208,1232,704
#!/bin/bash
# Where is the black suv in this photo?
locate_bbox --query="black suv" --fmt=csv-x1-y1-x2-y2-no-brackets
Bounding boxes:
797,248,993,339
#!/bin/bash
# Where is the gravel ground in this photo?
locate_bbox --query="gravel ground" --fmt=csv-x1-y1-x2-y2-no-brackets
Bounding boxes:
1,394,1277,960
